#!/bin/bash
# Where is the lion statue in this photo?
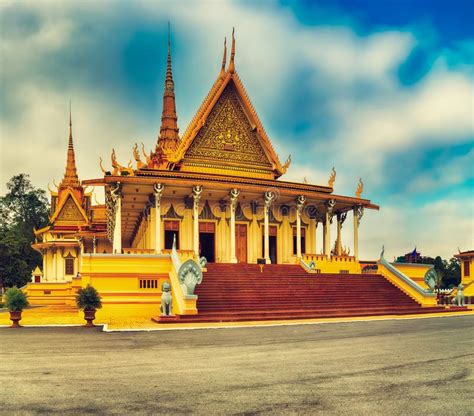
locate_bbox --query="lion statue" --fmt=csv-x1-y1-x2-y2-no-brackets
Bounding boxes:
452,283,465,307
160,282,173,316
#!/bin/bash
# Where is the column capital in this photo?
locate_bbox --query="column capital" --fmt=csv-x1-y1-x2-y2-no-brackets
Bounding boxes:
296,195,306,213
354,204,364,226
154,183,164,198
264,190,276,207
110,182,122,201
192,185,203,205
230,188,240,208
337,211,348,226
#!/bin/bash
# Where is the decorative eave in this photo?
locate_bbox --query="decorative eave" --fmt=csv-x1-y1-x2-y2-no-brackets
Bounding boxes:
83,173,379,211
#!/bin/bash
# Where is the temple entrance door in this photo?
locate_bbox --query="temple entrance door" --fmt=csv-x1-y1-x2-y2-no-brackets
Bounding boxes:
236,224,247,263
262,225,278,264
199,222,215,263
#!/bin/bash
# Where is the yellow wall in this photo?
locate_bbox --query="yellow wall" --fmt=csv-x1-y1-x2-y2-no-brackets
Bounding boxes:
391,263,433,289
460,256,474,296
80,253,172,319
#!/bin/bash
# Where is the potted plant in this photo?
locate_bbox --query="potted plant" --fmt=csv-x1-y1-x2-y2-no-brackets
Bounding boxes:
75,285,102,327
4,287,29,327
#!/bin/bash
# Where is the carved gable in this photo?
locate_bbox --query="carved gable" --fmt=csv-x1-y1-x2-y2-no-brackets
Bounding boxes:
183,83,272,174
56,195,85,223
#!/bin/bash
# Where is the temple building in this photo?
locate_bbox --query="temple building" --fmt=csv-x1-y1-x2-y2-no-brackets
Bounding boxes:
28,30,468,321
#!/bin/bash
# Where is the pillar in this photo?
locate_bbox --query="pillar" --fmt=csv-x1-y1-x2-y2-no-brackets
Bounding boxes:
42,249,48,282
335,212,347,256
295,195,306,260
353,205,364,259
111,183,122,254
92,235,97,254
313,220,318,254
264,191,275,264
192,185,202,257
229,188,240,263
324,199,335,256
154,183,164,254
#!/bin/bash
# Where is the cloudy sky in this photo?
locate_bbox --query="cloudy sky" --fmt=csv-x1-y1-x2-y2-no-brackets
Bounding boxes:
1,0,473,260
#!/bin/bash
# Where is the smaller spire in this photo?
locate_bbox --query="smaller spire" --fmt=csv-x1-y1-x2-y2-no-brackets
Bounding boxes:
220,37,227,78
228,27,235,73
69,101,72,143
60,102,81,189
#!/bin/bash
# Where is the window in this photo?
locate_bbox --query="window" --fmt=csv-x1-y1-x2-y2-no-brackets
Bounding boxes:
292,227,306,255
465,260,470,277
65,257,74,275
164,221,179,249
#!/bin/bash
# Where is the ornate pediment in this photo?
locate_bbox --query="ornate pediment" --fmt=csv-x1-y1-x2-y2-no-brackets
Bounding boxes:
183,83,272,172
56,195,86,223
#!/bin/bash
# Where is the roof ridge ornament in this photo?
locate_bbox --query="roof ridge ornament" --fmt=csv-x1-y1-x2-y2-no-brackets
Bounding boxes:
328,167,336,188
228,27,236,73
355,178,364,198
220,37,227,78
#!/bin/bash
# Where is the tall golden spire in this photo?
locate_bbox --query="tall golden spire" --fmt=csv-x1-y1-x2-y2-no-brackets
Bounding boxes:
156,21,179,159
60,102,81,188
220,37,227,78
228,28,235,73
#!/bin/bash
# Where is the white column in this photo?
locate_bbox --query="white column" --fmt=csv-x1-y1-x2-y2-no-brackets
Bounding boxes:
92,236,97,254
314,220,318,254
52,248,58,281
154,183,164,254
192,185,202,257
324,199,335,256
296,195,306,260
264,191,275,264
353,205,364,259
42,250,48,282
111,183,122,254
229,188,240,263
336,212,347,256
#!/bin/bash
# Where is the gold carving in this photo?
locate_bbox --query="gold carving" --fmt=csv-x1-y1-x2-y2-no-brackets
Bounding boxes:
355,178,363,198
184,84,272,168
328,167,336,188
57,196,83,222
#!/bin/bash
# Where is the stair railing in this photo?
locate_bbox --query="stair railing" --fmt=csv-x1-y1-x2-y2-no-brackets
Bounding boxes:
377,246,437,306
168,235,202,315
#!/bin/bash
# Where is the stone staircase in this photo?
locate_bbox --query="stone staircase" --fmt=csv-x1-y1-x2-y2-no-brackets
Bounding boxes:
171,263,467,323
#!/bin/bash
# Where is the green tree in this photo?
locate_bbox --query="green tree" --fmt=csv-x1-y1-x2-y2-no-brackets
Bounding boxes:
0,174,49,288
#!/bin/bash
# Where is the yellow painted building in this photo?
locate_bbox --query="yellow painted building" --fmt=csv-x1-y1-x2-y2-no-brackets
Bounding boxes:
29,31,445,320
454,250,474,296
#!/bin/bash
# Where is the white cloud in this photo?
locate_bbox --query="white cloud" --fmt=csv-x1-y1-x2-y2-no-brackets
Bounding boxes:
1,1,473,259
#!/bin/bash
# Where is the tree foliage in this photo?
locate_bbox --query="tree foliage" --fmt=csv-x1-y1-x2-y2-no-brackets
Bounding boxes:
0,174,49,288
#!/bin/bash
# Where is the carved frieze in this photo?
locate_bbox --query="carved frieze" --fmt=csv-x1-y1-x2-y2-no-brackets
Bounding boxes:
184,84,272,168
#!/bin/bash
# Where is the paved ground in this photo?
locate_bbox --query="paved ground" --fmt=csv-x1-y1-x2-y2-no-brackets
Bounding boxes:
1,316,473,415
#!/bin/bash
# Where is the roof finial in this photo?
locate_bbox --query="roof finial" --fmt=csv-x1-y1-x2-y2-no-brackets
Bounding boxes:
229,27,235,73
60,101,81,189
220,37,227,78
167,21,171,54
69,100,72,142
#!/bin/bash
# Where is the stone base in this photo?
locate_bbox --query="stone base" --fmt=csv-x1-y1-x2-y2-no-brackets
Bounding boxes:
151,315,179,323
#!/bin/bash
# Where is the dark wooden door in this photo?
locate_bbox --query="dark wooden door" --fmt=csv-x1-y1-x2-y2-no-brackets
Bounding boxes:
236,224,247,263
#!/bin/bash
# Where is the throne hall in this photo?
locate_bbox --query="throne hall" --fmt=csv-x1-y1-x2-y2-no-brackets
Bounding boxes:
28,30,467,322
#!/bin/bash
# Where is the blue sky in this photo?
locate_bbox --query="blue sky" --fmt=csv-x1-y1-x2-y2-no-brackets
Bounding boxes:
0,0,473,259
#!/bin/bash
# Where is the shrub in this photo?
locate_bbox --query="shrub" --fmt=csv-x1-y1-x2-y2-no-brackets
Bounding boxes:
75,285,102,311
4,287,29,311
